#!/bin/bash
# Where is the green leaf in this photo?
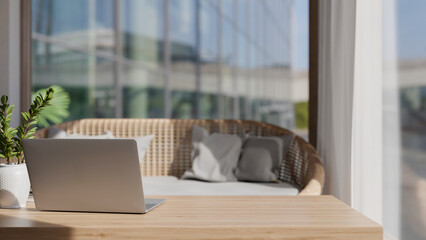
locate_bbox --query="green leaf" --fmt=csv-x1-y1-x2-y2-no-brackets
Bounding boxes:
31,85,70,128
17,127,24,135
1,95,8,105
21,112,29,121
5,128,17,139
6,105,14,115
28,120,38,126
24,132,35,139
37,116,49,128
0,153,5,158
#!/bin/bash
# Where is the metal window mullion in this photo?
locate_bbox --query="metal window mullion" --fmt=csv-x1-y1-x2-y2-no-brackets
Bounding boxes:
163,0,171,118
46,0,53,64
113,0,123,118
262,1,265,89
217,0,224,119
245,2,252,120
255,0,261,121
88,0,96,116
232,0,239,119
195,0,201,118
21,0,33,114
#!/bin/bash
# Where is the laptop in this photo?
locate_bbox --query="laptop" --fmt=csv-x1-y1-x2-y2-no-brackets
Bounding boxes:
22,139,165,214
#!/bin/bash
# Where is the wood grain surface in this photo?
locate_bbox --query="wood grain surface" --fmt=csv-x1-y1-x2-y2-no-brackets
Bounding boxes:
0,196,382,239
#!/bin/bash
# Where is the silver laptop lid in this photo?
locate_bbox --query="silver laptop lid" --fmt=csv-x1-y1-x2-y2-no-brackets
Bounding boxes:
23,139,148,213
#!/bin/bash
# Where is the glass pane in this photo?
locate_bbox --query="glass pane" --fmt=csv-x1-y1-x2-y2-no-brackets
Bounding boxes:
221,2,237,119
33,40,116,119
169,0,197,119
121,0,165,118
122,0,164,67
383,0,426,239
199,0,219,118
292,0,309,137
32,0,116,120
122,65,164,118
31,0,304,134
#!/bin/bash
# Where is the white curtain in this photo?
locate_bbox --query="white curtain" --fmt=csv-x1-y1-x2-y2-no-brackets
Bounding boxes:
317,0,356,205
316,0,383,224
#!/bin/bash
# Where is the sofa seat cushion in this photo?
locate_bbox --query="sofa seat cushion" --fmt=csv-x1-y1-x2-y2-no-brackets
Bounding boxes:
142,176,299,196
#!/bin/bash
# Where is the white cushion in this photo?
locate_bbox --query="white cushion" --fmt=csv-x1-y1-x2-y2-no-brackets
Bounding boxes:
132,135,154,163
142,176,299,196
48,127,115,139
49,127,153,163
182,126,242,182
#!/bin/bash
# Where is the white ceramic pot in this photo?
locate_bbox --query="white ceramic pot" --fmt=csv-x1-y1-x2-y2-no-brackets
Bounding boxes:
0,163,31,208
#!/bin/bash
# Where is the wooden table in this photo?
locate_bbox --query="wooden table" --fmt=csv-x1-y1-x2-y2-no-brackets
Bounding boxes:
0,196,382,239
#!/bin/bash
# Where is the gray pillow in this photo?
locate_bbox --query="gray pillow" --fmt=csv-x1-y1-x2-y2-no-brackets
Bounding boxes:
235,134,295,182
182,125,242,182
279,135,295,160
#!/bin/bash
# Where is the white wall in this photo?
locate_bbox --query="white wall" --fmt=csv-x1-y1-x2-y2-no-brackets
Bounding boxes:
0,0,21,126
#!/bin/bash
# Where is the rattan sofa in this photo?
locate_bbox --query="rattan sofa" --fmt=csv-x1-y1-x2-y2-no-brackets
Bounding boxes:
35,118,325,195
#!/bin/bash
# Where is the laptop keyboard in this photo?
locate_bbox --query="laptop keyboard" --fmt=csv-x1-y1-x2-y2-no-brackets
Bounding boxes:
145,203,157,211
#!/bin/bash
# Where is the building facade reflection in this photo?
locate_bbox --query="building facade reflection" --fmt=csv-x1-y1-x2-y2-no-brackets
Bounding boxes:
32,0,301,131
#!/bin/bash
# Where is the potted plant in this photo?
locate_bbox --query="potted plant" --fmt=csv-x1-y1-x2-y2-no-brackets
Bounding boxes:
0,88,54,208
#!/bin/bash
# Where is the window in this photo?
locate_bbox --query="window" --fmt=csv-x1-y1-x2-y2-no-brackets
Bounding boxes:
387,0,426,238
31,0,307,134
